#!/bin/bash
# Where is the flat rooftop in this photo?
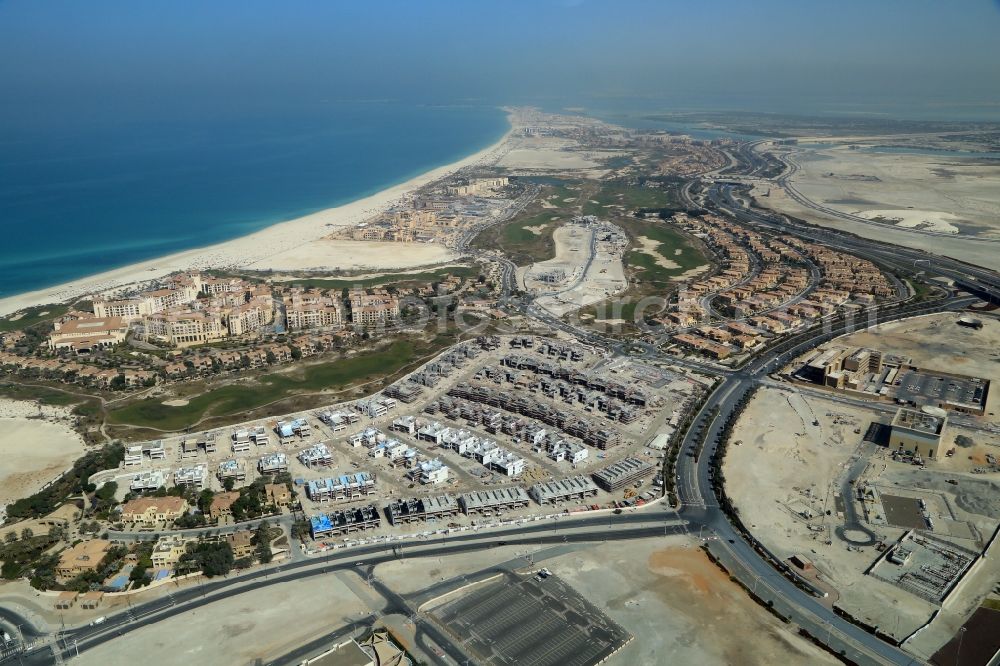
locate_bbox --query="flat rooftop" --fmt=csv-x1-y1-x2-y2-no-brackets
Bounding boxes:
894,369,988,412
891,408,945,435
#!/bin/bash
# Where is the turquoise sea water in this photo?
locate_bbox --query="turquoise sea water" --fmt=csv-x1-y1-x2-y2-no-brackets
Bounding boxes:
0,103,508,299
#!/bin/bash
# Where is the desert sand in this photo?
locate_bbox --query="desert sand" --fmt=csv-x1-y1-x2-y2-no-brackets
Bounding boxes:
0,400,87,509
245,238,458,272
0,119,513,318
754,142,1000,270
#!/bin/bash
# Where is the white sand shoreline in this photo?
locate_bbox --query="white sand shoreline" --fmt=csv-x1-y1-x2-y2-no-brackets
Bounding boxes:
0,114,514,318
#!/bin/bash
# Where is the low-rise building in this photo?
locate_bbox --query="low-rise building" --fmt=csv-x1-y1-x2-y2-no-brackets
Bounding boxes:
210,491,242,521
173,464,207,489
459,486,530,516
529,476,599,504
55,539,112,580
414,459,450,485
258,452,289,474
265,483,291,508
309,504,381,538
216,459,247,484
387,495,460,525
129,469,168,492
306,473,376,502
226,531,254,560
348,288,399,327
150,536,190,570
120,496,187,526
890,408,947,460
592,457,655,491
48,315,129,353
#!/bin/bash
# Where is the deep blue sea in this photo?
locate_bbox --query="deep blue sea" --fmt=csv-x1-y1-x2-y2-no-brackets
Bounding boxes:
0,103,508,299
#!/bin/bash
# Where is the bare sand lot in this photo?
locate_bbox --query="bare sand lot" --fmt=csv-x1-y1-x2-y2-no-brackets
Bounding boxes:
245,238,458,272
73,574,370,666
377,537,836,665
497,135,603,172
725,387,938,638
826,312,1000,380
558,539,837,665
753,146,1000,271
0,401,87,509
786,146,1000,237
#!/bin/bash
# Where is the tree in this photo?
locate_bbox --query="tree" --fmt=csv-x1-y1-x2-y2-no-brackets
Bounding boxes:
223,477,235,492
95,481,118,502
20,528,33,541
174,511,206,529
3,532,16,544
254,521,274,564
197,489,215,514
180,541,234,578
291,520,312,541
955,435,975,448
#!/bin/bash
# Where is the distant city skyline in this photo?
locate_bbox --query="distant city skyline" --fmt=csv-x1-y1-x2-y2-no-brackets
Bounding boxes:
1,0,999,126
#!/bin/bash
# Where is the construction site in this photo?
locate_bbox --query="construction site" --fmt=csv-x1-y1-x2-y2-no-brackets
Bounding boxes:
723,383,1000,646
88,335,699,545
520,216,629,317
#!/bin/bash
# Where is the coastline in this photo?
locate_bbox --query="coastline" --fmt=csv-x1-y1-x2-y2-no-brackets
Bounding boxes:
0,113,514,318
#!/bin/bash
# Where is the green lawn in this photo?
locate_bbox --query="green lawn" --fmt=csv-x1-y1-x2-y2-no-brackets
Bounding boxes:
0,382,95,409
107,339,440,431
471,179,590,267
274,265,479,290
474,209,568,267
0,304,70,333
623,220,707,284
582,182,679,217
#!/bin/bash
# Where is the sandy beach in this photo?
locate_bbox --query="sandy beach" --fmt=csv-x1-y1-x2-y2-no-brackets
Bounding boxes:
0,117,514,318
0,399,87,510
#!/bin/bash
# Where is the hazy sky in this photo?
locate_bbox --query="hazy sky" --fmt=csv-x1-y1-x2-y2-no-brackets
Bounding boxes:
2,0,999,123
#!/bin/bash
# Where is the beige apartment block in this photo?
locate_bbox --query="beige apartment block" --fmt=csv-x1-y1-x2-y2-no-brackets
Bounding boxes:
349,288,399,326
48,314,128,353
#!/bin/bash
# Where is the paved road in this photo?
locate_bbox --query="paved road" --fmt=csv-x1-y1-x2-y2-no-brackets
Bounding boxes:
13,517,685,664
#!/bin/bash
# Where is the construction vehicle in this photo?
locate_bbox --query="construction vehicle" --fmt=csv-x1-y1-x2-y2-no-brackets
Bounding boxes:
624,487,637,500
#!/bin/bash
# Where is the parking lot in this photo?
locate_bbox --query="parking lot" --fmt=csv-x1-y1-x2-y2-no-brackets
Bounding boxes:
894,369,988,413
429,571,632,666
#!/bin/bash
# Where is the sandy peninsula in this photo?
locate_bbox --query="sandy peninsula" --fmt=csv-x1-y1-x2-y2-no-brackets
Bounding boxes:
0,117,514,318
